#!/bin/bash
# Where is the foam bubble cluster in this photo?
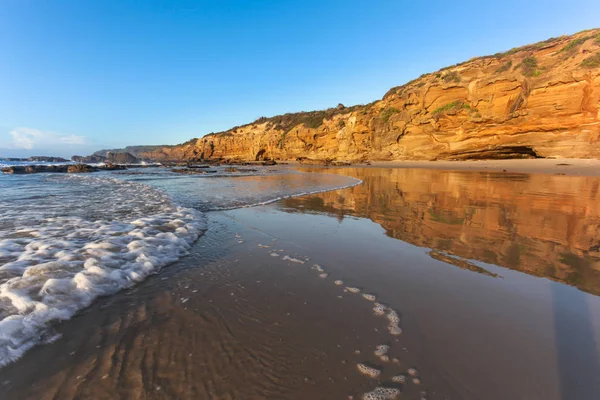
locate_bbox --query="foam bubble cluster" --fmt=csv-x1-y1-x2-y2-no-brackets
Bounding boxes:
362,387,400,400
312,264,324,272
391,375,407,384
334,280,344,286
282,255,305,264
373,304,387,316
386,309,402,335
0,175,205,367
357,363,381,378
346,287,361,293
362,293,376,302
374,344,389,357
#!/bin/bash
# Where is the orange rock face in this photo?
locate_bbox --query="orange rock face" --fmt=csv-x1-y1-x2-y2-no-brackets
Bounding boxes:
139,30,600,162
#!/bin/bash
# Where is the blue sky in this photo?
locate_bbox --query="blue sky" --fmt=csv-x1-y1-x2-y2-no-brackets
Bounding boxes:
1,0,599,157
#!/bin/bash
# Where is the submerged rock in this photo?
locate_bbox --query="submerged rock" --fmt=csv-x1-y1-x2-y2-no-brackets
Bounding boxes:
2,165,69,174
67,164,98,173
1,164,127,174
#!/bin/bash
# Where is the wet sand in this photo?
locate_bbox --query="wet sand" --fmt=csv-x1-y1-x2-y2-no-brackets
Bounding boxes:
0,211,427,399
3,166,600,399
372,158,600,176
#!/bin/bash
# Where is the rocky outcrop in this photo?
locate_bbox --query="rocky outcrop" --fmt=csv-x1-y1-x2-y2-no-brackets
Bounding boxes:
67,164,98,173
93,145,172,158
71,152,139,164
72,155,108,163
106,152,139,164
28,156,69,162
1,164,126,174
136,29,600,162
2,165,72,174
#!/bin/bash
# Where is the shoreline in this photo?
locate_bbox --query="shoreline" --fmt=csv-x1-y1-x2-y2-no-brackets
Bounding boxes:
293,158,600,177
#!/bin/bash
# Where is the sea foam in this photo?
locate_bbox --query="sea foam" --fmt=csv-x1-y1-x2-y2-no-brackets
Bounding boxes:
0,175,205,367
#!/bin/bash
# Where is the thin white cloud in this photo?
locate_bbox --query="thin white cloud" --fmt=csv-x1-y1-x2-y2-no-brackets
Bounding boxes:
59,134,87,145
6,127,88,150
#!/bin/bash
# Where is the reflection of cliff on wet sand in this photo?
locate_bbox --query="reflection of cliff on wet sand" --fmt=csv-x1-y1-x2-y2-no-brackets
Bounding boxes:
428,250,499,278
283,167,600,295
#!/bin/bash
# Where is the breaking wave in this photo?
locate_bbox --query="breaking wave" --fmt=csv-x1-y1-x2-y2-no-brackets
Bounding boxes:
0,175,205,366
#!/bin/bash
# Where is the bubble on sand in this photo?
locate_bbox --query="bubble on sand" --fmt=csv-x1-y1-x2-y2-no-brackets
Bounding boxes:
257,244,271,248
346,287,361,294
386,309,402,335
319,273,328,279
362,387,400,400
388,325,403,335
334,280,344,286
408,368,418,377
312,264,324,272
282,255,305,264
412,378,421,385
391,375,407,384
386,310,400,324
270,252,279,257
373,304,387,316
362,293,376,302
374,345,389,357
357,363,381,378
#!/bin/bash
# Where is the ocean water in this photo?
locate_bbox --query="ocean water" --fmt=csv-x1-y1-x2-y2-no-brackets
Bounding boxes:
0,164,359,366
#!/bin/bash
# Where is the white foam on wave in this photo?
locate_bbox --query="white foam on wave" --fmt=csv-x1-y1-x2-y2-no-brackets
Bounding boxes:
282,255,305,264
0,175,205,367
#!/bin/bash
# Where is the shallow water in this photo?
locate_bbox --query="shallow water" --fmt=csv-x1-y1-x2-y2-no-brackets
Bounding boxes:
0,166,359,367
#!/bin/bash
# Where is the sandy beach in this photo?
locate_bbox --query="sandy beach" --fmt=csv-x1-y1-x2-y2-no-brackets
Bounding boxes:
2,164,600,399
351,158,600,176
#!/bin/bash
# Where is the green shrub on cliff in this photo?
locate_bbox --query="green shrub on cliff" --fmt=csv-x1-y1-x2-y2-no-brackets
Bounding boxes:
581,52,600,68
264,104,364,133
495,61,512,74
380,107,400,123
559,36,591,55
442,71,461,83
520,56,539,77
432,100,473,116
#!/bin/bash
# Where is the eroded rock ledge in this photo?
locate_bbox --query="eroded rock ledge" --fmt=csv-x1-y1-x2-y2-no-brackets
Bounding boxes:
1,164,127,174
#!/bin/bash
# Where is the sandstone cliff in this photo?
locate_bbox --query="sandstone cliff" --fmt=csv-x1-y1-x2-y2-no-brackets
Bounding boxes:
139,29,600,162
